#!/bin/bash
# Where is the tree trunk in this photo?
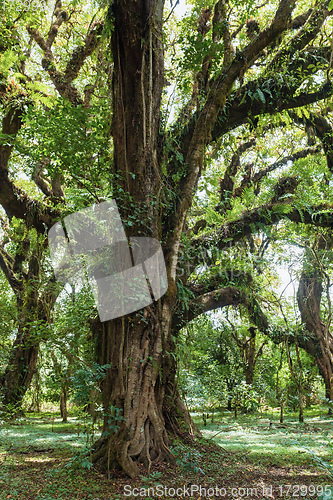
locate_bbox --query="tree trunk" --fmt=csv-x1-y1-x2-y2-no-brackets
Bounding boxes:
297,270,333,412
90,0,195,477
1,278,41,412
92,311,176,477
60,387,68,423
276,346,284,423
0,250,54,413
0,326,39,412
244,327,256,385
28,371,41,413
280,402,284,424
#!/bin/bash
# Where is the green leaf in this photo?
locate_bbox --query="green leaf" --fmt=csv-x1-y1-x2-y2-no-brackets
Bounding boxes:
256,88,266,104
303,108,310,119
0,49,18,74
329,0,333,11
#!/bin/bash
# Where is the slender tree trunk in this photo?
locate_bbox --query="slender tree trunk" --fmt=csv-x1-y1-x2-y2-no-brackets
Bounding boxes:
276,346,284,423
295,340,304,423
29,371,41,413
280,403,284,424
244,327,256,385
60,387,68,423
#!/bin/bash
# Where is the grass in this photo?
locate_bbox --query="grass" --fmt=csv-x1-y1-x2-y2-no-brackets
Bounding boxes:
0,408,332,499
195,409,333,468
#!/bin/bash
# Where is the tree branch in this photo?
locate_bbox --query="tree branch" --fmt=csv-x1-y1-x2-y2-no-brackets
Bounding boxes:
0,107,60,232
172,286,246,332
218,138,256,210
234,145,321,199
192,202,333,256
64,21,104,83
0,244,22,294
27,19,104,105
268,4,331,72
211,80,332,141
164,0,297,281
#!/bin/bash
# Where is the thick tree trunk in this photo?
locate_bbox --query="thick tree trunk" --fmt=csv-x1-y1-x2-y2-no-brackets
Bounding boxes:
0,327,39,412
92,308,177,477
1,275,42,412
90,0,195,477
297,270,333,411
0,251,55,413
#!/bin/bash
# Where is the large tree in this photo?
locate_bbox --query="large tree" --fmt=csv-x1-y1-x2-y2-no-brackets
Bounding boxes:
297,234,333,408
1,0,333,477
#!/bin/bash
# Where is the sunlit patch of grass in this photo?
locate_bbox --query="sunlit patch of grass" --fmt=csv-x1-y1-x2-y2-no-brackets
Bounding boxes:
195,409,333,468
24,456,56,463
0,416,95,456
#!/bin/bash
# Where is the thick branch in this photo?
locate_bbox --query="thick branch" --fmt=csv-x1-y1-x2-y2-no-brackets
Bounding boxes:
165,0,297,279
288,110,333,173
193,202,333,254
268,4,331,71
218,138,256,209
64,21,104,83
46,2,68,49
213,0,232,69
211,80,332,140
27,20,104,105
172,286,246,332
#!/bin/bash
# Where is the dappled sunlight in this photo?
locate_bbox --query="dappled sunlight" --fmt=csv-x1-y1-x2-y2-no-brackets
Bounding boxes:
199,412,333,467
24,456,57,463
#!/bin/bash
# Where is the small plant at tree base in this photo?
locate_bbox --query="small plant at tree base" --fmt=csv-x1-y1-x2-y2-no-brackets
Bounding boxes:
170,443,205,474
64,446,93,477
140,470,163,487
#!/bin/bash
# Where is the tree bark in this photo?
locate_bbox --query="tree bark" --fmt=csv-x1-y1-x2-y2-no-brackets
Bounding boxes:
91,312,176,478
0,326,39,412
60,387,68,423
297,269,333,410
90,0,194,477
0,252,56,413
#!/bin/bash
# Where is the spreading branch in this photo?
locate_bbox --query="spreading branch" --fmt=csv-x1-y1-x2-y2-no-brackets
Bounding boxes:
192,202,333,257
27,17,104,105
172,286,246,332
234,145,321,199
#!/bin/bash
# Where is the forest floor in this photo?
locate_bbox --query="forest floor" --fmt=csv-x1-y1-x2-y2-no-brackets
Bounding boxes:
0,409,332,500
